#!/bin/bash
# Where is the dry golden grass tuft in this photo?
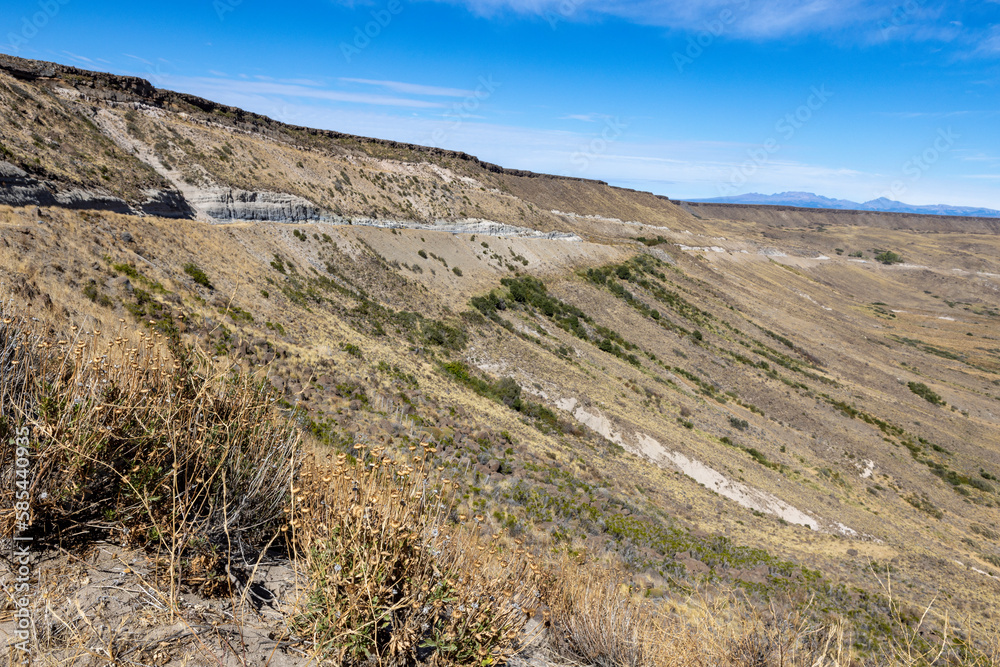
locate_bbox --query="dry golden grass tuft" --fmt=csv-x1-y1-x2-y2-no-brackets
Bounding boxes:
289,443,539,665
0,298,298,601
540,557,1000,667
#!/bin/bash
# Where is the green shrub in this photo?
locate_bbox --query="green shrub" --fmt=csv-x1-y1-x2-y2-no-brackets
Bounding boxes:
729,417,750,431
874,250,904,265
82,282,114,308
904,493,943,519
341,342,363,358
421,320,468,351
111,262,140,279
494,377,522,408
908,381,945,406
183,262,214,289
440,362,567,434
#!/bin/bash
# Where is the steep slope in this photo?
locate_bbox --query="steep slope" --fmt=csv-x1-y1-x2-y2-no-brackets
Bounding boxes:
0,54,697,234
2,55,1000,662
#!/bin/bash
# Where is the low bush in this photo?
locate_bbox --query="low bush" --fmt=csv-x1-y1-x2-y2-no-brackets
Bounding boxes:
908,381,945,406
183,262,214,289
875,250,904,265
290,448,537,665
0,306,296,579
441,361,566,433
422,319,469,351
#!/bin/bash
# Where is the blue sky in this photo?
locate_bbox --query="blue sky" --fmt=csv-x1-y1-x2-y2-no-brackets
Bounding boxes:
3,0,1000,207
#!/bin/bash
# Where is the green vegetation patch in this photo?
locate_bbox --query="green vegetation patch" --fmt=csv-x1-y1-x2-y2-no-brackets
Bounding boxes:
874,250,904,265
440,361,571,434
908,381,945,406
183,262,214,289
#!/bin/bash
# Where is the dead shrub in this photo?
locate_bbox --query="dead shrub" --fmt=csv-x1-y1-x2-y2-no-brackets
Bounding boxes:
0,300,298,597
289,446,539,665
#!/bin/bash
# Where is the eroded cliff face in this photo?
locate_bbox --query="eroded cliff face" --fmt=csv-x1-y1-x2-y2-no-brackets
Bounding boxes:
0,54,630,230
0,161,194,217
184,187,322,223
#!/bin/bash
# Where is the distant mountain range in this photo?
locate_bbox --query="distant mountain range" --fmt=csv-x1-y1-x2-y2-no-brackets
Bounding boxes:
686,192,1000,219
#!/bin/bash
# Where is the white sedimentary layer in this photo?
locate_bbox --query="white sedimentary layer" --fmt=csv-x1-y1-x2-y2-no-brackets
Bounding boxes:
348,216,582,240
555,397,824,531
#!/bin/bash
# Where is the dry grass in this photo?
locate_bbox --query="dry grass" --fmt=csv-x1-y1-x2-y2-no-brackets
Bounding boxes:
0,297,542,664
0,298,298,602
543,558,666,667
289,445,539,665
541,558,1000,667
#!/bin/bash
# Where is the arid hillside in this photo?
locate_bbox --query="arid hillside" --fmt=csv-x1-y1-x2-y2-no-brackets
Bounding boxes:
2,55,1000,665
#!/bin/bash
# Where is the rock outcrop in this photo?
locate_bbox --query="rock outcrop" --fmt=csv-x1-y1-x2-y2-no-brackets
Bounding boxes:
351,217,582,240
185,188,322,223
0,161,195,218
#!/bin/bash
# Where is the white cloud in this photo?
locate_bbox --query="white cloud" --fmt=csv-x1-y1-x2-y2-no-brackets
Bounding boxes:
339,78,476,97
559,113,606,122
62,51,93,63
155,74,447,109
421,0,881,38
122,53,153,66
877,110,974,119
975,25,1000,55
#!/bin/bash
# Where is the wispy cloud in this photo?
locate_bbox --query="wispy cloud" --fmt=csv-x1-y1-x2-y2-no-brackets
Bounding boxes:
422,0,881,38
877,110,974,119
339,77,476,97
154,74,447,109
62,51,93,63
954,149,1000,164
975,25,1000,55
123,53,153,66
560,113,608,122
421,0,999,50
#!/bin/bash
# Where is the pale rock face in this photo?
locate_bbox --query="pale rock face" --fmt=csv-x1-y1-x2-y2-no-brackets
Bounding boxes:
186,187,322,223
350,216,582,240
